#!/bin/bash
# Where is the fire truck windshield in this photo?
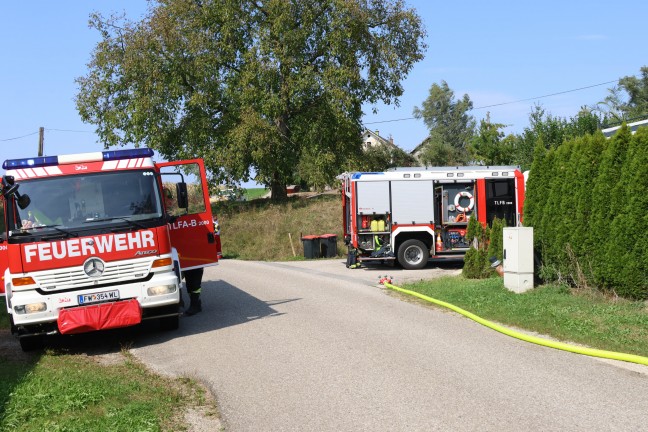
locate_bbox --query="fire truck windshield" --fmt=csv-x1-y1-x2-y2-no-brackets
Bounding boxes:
10,170,163,236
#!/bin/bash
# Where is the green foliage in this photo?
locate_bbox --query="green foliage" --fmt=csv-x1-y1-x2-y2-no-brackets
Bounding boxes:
469,114,516,165
597,66,648,122
76,0,427,200
465,212,481,244
589,125,633,287
462,247,481,279
487,218,506,263
413,81,475,165
570,133,604,262
462,217,491,279
521,139,547,230
606,128,648,297
511,105,601,170
618,66,648,119
527,125,647,299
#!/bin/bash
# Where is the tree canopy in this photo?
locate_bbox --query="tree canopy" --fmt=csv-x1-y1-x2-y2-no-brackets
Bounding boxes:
594,66,648,125
412,81,475,166
76,0,426,200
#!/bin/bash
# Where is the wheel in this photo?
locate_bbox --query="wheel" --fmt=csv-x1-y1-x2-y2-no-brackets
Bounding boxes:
160,315,180,331
19,335,44,352
397,239,429,270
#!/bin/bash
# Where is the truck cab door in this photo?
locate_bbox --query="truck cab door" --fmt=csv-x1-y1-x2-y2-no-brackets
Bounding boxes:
157,159,220,271
0,198,8,294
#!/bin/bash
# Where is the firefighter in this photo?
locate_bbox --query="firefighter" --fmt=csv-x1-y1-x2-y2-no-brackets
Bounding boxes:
182,268,203,316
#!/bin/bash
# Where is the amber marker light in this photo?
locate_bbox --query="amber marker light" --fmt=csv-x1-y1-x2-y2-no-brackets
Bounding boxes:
152,258,173,268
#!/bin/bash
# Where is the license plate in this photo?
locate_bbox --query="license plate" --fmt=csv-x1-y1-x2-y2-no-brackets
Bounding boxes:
78,290,120,305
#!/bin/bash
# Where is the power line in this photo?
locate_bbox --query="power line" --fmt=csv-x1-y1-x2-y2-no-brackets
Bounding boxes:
0,128,95,142
363,78,620,126
475,79,618,110
0,131,39,142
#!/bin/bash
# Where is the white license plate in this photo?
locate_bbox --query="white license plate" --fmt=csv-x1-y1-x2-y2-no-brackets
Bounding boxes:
78,290,120,305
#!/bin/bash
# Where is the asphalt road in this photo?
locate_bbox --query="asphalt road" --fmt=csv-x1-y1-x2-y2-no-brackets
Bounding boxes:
131,259,648,432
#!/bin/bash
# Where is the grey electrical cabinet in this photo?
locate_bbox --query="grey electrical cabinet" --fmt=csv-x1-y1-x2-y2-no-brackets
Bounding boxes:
503,227,534,293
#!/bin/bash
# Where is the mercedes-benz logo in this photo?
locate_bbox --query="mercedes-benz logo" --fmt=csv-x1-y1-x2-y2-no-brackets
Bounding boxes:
83,257,105,278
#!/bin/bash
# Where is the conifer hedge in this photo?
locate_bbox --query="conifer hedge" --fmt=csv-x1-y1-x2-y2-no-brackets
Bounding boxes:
523,125,648,299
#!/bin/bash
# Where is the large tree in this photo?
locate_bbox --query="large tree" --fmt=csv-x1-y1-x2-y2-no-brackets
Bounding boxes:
594,66,648,125
412,81,475,166
76,0,426,200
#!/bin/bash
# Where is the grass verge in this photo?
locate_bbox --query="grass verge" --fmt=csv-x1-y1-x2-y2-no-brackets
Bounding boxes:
0,348,218,432
0,299,218,431
401,276,648,357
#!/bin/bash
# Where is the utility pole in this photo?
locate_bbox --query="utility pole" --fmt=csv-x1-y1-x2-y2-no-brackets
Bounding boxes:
38,127,44,156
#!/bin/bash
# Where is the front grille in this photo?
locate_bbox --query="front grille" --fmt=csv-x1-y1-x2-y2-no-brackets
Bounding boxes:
34,260,152,292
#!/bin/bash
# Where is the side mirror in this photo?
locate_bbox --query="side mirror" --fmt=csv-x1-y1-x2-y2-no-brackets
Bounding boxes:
1,175,30,209
17,193,31,210
176,183,189,210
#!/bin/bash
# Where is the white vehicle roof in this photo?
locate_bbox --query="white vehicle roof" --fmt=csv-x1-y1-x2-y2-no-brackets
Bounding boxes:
340,166,521,182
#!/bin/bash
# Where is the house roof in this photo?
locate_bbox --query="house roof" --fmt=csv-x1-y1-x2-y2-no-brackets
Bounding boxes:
410,136,430,155
362,129,398,149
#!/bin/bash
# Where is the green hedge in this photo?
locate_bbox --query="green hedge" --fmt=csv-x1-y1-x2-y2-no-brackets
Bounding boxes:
524,125,648,299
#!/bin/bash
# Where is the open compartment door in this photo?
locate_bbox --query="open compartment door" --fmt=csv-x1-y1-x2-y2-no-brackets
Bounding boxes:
157,159,219,271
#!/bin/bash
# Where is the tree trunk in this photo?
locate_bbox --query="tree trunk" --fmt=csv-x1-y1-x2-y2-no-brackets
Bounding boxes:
270,171,287,202
270,112,289,202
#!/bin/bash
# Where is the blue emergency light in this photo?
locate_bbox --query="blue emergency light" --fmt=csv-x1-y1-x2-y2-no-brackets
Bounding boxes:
2,148,155,170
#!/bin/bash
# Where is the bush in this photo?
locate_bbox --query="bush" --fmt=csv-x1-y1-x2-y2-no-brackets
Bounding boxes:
462,217,494,279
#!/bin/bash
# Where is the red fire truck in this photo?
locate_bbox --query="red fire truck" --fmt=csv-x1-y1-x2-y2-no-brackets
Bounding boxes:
0,148,221,350
339,166,525,269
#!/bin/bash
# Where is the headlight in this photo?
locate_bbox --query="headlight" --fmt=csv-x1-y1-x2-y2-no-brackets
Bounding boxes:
14,302,47,314
147,285,177,296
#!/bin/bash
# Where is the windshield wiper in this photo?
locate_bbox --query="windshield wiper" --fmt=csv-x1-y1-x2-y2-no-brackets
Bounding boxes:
83,216,147,229
13,224,77,239
39,225,78,237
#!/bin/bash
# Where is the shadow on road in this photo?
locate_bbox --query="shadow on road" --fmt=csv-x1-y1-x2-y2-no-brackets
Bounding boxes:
17,278,299,356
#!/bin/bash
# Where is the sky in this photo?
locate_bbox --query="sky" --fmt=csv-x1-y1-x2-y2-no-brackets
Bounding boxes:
2,1,647,180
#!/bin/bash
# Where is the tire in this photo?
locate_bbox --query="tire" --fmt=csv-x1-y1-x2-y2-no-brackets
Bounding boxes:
160,315,180,331
19,335,44,352
397,239,429,270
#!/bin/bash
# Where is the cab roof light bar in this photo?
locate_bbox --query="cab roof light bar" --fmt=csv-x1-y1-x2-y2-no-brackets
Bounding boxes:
2,148,154,170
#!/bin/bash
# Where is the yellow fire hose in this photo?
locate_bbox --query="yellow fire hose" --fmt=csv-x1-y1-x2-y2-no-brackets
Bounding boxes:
381,280,648,367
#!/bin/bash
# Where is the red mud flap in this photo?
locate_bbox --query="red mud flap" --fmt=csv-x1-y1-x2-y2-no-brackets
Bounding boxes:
58,299,142,335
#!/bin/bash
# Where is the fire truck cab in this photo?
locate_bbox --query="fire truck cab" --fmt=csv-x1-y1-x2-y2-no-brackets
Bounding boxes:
339,166,525,269
0,148,220,350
